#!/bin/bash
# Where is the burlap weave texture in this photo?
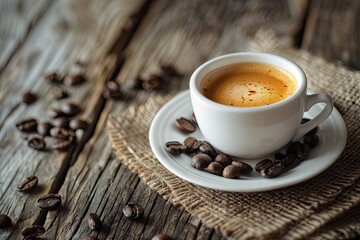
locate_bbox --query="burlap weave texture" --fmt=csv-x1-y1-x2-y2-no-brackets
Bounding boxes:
107,31,360,239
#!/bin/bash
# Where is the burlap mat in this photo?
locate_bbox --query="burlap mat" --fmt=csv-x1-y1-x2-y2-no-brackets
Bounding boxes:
107,31,360,240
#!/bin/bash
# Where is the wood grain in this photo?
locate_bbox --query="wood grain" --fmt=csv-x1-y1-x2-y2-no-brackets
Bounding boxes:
0,0,315,239
301,0,360,69
49,0,305,239
0,0,52,71
0,0,147,239
297,0,360,237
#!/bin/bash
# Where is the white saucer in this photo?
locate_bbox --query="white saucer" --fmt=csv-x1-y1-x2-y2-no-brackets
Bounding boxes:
149,90,347,192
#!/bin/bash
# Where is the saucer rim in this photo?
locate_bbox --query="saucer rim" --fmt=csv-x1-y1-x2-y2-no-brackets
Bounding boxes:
149,90,347,192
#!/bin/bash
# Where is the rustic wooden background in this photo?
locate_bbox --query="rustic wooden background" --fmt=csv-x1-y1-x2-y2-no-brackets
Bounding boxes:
0,0,359,239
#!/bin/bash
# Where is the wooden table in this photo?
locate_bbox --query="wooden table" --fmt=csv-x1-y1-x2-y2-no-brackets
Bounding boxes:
1,0,358,239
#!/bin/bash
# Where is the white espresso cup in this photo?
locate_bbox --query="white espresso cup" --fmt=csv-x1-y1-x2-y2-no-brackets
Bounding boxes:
189,52,333,158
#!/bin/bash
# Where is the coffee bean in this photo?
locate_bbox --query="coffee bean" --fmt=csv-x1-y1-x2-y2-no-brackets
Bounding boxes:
69,118,89,130
75,129,85,140
17,175,38,192
103,81,123,99
142,74,162,91
183,137,200,154
165,141,186,155
303,134,319,148
37,193,61,210
175,117,196,133
255,159,273,172
295,147,306,161
45,72,63,84
288,142,308,161
105,81,120,92
37,122,53,136
60,102,81,117
282,153,296,167
214,153,232,166
21,225,45,239
199,141,217,159
206,162,224,176
64,74,86,86
50,127,75,140
22,92,37,105
84,236,98,240
261,160,284,178
302,143,311,158
88,213,102,230
152,233,173,240
27,136,46,150
122,203,144,220
231,160,253,174
130,76,144,89
274,152,285,160
222,165,241,179
0,214,12,229
68,134,77,144
301,118,318,136
191,153,212,170
52,140,72,151
52,87,69,100
16,118,37,132
49,108,65,119
53,117,70,128
160,64,180,77
287,142,302,154
103,88,123,99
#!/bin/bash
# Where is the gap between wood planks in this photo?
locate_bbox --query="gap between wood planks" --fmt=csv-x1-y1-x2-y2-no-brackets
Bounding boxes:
32,0,154,227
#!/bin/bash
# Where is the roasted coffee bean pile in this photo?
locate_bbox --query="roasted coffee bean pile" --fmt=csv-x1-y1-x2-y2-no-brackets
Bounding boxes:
9,65,179,239
166,117,320,179
131,64,181,91
15,70,92,151
16,82,83,151
10,70,89,238
165,137,253,179
256,125,319,178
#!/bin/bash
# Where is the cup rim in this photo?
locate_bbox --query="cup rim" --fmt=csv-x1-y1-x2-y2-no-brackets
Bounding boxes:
189,52,306,112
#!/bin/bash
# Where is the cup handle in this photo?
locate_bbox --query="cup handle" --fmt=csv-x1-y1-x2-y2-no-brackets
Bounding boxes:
292,93,334,141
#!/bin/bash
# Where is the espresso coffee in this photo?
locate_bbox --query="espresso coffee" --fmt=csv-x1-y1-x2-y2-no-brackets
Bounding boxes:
201,62,297,107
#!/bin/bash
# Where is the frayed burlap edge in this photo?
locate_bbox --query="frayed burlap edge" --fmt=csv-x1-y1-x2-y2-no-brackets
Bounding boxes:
107,30,360,240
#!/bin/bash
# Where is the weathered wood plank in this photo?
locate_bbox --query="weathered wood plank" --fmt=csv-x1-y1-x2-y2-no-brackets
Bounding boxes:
50,0,306,239
0,0,52,71
0,0,147,239
298,0,360,237
301,0,360,69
